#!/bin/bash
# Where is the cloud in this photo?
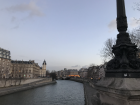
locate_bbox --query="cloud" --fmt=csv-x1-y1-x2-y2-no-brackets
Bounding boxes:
108,19,116,32
71,65,80,68
82,65,88,68
12,25,19,29
5,1,44,18
11,16,16,22
128,18,139,28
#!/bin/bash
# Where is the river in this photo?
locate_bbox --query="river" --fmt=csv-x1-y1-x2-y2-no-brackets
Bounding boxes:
0,80,85,105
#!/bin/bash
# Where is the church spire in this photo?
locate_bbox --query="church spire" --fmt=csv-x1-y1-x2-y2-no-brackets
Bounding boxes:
43,59,46,65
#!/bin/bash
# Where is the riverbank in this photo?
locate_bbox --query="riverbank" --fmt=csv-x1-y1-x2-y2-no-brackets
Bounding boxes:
0,79,56,96
70,78,88,83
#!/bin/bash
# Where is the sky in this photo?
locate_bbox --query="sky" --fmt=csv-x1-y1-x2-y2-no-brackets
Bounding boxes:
0,0,140,71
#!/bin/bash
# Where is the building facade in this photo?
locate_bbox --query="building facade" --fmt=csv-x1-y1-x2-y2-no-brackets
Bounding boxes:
57,69,80,78
66,69,79,77
79,68,88,78
0,48,11,78
40,60,46,77
11,60,40,78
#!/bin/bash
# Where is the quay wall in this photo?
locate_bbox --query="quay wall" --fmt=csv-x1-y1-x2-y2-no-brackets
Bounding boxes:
70,78,88,83
0,78,56,96
0,78,52,87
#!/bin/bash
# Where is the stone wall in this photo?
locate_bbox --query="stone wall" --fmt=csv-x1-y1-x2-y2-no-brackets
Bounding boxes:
70,78,88,83
0,78,52,87
0,79,56,96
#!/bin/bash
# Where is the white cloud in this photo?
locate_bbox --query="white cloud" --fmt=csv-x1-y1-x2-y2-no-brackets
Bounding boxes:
108,19,116,32
71,65,80,68
5,1,44,18
11,16,16,22
128,17,139,28
82,65,88,68
12,25,19,29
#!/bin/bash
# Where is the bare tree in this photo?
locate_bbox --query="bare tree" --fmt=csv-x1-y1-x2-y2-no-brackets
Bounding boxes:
100,27,140,61
100,38,116,60
46,70,50,77
128,28,140,49
89,63,95,68
133,2,140,23
50,71,57,80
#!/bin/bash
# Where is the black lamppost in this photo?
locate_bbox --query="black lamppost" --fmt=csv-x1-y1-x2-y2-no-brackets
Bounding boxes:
105,0,140,78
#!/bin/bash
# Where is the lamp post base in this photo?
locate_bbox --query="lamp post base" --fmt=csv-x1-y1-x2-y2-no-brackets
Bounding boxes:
105,70,140,78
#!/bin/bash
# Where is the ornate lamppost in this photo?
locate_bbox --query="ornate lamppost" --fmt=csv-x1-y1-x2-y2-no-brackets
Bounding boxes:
105,0,140,78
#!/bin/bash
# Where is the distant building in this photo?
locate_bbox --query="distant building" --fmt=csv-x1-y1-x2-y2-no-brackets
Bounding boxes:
56,69,79,78
40,60,47,77
67,69,79,77
63,68,67,76
79,68,88,78
0,48,11,78
98,63,107,78
11,60,40,78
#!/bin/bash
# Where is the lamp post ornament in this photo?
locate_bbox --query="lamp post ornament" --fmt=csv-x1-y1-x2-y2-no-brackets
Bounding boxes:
105,0,140,78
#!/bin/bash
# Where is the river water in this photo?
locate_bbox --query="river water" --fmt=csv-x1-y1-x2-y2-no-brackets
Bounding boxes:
0,80,85,105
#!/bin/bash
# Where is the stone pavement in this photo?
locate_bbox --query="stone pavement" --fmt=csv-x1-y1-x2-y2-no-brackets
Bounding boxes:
84,82,101,105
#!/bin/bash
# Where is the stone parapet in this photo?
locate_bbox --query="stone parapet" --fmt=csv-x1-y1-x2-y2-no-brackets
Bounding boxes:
93,77,140,105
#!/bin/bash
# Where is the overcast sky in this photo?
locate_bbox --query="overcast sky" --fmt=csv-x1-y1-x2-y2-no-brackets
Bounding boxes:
0,0,140,71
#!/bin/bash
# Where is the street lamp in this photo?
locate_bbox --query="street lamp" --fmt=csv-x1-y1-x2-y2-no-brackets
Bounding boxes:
105,0,140,78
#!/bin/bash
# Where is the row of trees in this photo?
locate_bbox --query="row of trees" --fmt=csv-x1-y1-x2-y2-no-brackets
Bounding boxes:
46,70,57,81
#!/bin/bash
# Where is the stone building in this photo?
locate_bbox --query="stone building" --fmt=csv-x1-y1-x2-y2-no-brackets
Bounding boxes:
57,70,63,78
40,60,47,77
56,69,79,78
79,68,88,78
66,69,79,77
0,48,11,78
11,60,40,78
